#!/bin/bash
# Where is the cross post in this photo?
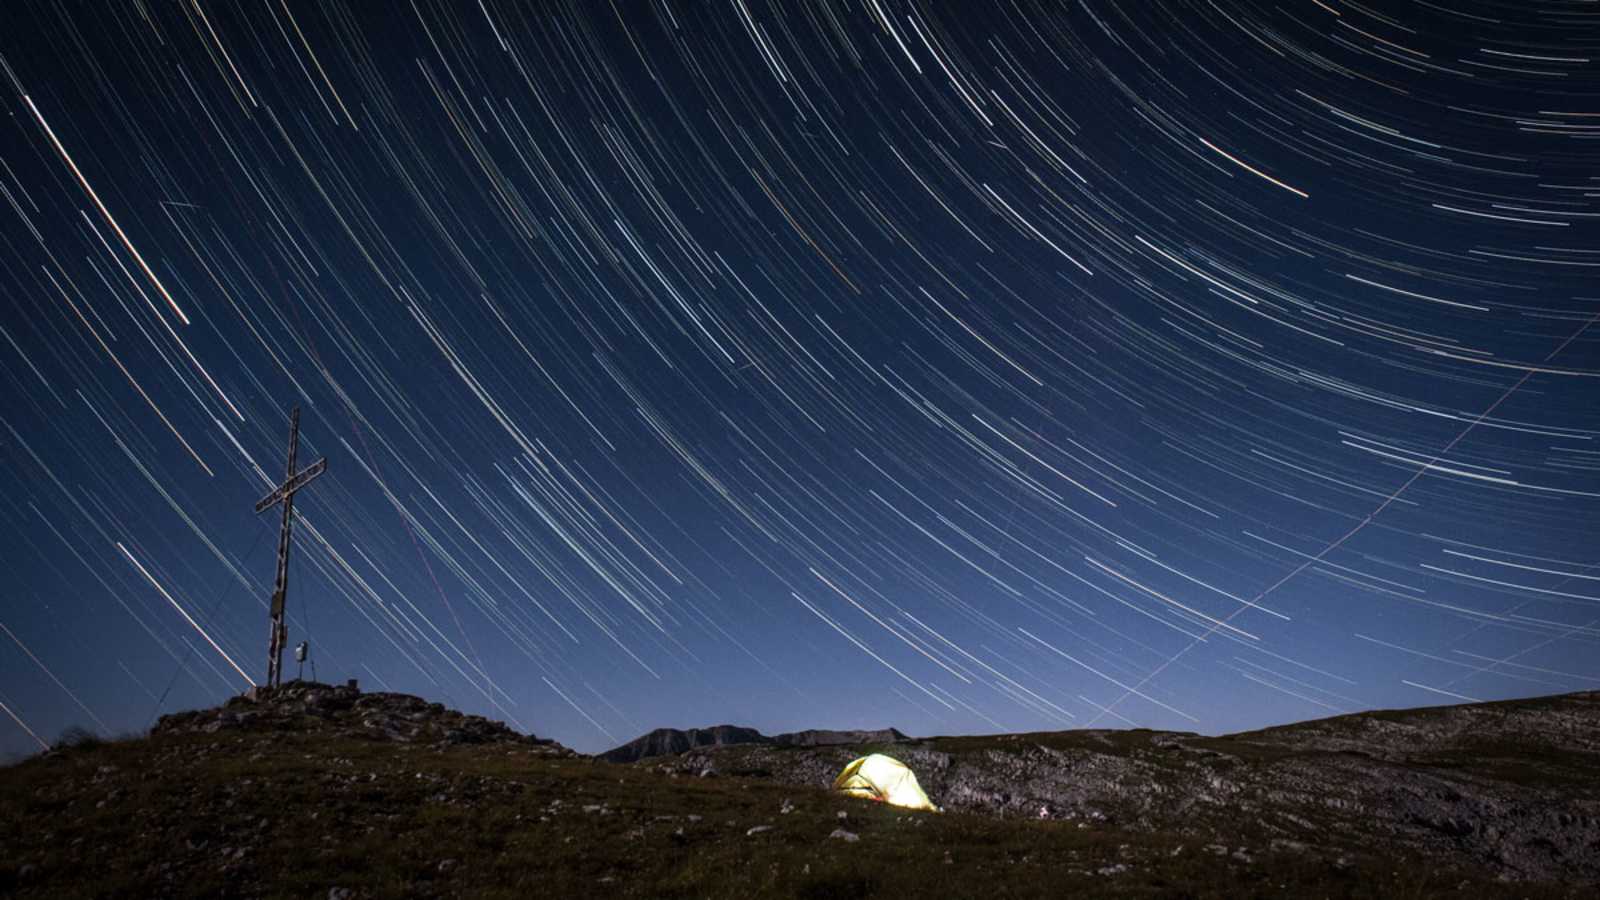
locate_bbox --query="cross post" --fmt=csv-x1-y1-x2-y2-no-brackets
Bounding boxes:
254,406,327,689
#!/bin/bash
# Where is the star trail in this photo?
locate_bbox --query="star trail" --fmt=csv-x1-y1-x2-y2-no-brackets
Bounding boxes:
0,1,1595,757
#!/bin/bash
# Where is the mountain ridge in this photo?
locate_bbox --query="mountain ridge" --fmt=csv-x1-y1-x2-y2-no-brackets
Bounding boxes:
597,724,910,764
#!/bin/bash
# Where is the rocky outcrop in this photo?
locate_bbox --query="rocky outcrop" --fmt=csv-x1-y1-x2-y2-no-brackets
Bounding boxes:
152,680,575,756
637,691,1600,884
599,724,908,764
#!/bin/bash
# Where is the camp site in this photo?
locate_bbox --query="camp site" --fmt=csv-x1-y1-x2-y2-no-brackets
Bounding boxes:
2,0,1597,897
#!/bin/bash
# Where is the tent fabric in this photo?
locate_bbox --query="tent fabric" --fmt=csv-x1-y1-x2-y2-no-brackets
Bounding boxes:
832,753,937,811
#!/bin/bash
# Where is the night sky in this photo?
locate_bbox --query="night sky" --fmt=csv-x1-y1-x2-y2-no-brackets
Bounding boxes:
0,1,1596,759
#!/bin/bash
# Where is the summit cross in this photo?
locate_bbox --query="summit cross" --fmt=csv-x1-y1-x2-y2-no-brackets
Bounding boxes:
253,406,327,689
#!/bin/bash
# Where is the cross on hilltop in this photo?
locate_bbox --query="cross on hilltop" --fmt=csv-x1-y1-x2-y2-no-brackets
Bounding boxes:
254,406,326,689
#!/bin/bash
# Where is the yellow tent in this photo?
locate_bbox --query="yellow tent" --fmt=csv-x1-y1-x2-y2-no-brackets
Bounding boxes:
832,754,937,811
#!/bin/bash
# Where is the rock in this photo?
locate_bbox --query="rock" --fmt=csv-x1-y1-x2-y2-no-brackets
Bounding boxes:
829,828,860,842
780,798,795,815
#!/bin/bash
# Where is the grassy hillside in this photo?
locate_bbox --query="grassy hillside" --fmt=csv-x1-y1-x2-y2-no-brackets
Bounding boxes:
1,687,1594,897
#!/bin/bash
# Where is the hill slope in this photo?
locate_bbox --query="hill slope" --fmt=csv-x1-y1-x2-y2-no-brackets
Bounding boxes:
0,683,1594,898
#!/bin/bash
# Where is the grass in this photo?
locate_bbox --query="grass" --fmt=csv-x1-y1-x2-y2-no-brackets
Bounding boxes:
0,727,1586,899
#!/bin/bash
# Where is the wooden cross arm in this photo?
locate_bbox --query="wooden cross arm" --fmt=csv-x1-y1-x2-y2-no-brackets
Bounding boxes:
253,457,328,513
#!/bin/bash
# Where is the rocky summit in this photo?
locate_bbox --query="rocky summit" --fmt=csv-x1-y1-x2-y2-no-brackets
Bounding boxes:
152,680,576,755
0,688,1595,898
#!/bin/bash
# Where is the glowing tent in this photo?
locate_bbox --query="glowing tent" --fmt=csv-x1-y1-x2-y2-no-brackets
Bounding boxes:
832,754,938,811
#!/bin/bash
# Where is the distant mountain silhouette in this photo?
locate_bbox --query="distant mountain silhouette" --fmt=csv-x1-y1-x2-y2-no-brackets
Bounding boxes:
772,727,909,747
598,724,908,763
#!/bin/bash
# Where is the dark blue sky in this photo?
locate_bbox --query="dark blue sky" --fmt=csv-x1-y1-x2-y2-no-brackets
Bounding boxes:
0,1,1595,757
